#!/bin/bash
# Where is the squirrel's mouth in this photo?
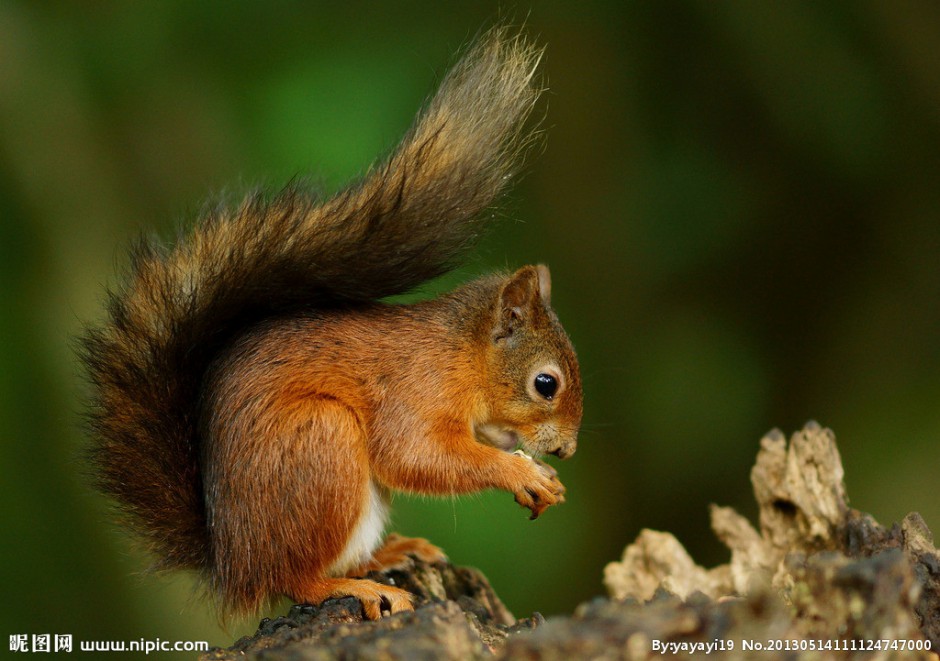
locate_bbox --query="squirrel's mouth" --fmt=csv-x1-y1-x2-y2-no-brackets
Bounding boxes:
474,422,576,460
473,423,521,452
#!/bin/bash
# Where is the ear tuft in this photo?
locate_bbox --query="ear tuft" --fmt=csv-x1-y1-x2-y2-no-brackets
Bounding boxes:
494,266,542,341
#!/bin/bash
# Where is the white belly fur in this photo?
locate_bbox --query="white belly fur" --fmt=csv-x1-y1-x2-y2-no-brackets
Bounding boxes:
327,480,388,576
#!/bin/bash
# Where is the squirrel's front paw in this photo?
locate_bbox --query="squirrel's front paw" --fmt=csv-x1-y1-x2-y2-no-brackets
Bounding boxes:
511,451,566,520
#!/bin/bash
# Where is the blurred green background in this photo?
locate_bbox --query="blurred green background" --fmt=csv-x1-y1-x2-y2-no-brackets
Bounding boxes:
2,1,939,658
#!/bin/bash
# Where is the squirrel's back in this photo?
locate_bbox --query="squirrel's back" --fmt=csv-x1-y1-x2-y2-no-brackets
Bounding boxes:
80,28,543,578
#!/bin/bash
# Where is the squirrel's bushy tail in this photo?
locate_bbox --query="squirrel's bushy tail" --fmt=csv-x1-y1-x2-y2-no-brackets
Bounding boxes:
80,28,542,576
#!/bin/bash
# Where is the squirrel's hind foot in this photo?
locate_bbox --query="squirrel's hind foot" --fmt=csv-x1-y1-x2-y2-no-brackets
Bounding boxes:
290,577,414,620
347,533,447,577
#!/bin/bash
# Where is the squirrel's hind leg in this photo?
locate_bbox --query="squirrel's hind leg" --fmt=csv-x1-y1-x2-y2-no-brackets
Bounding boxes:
290,577,414,620
206,377,385,614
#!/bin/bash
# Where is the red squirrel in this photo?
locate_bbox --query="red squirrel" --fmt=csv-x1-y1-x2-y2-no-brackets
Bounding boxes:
81,28,582,620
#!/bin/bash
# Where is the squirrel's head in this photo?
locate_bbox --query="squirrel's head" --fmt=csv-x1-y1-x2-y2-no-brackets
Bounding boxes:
474,265,582,460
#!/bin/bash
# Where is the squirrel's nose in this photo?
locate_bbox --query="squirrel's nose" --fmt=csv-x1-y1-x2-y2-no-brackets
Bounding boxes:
549,442,576,460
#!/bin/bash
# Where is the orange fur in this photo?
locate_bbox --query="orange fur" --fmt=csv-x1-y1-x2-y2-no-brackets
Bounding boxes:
202,273,579,615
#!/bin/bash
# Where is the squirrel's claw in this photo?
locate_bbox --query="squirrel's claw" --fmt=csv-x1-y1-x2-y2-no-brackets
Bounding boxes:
511,453,566,519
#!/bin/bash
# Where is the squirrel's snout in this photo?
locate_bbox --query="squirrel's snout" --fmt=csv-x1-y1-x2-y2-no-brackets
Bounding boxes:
549,441,576,460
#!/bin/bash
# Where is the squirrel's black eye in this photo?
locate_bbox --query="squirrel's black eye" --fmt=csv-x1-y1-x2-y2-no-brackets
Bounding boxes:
533,373,558,400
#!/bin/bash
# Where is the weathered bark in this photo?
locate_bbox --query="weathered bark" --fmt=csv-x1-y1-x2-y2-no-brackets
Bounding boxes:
200,560,541,660
203,423,940,660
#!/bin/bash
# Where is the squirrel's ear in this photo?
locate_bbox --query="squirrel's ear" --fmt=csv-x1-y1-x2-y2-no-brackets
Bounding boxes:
494,265,542,341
